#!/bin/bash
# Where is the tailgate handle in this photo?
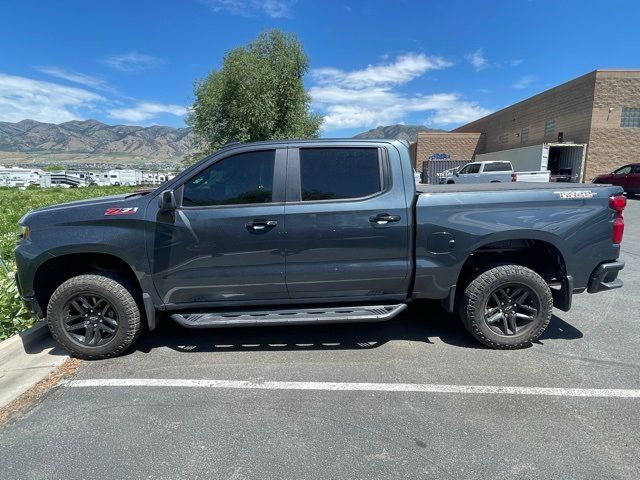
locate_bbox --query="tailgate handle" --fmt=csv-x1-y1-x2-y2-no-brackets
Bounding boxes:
369,213,401,225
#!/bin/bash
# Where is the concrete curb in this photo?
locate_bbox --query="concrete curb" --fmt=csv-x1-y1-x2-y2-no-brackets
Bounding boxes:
0,321,70,409
0,321,49,353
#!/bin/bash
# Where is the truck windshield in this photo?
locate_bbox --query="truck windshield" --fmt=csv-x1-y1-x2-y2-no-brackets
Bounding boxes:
483,162,512,172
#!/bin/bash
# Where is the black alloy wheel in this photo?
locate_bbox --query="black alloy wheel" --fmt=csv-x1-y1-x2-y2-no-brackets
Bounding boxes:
62,294,119,347
483,284,540,337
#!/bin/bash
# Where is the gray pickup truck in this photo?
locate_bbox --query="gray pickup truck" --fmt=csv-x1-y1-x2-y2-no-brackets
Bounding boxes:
15,139,626,359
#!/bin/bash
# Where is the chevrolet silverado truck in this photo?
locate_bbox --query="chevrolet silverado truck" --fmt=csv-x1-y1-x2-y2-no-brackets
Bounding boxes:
15,139,626,359
441,160,551,184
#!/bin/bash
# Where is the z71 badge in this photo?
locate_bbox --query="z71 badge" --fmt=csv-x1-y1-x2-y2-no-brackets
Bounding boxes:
554,190,596,199
104,207,139,216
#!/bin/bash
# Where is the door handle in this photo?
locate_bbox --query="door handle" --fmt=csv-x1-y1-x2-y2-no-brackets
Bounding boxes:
369,213,401,225
245,219,278,230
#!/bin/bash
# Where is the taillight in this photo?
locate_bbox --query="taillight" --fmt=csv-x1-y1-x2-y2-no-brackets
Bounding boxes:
609,195,626,244
511,173,517,182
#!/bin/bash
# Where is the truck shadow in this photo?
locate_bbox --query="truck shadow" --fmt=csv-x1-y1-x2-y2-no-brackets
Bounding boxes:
133,302,583,355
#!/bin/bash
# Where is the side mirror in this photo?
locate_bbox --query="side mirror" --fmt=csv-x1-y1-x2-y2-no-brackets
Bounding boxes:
455,172,460,177
158,190,177,212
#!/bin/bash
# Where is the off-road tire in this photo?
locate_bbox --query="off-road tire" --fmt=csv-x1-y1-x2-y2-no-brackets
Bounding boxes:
461,265,553,349
47,273,142,360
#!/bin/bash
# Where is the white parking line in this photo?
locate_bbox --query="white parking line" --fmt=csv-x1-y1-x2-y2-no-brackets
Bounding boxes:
63,379,640,398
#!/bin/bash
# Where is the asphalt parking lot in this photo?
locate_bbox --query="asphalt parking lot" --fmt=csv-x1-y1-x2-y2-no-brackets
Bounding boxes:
2,200,640,480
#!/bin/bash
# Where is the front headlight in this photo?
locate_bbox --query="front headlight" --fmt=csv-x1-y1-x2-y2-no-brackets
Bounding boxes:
19,225,30,240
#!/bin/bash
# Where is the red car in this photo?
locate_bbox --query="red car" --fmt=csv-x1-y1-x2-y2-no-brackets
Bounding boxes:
593,164,640,195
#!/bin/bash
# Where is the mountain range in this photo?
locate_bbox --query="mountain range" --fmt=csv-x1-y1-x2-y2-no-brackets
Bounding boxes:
354,124,446,142
0,120,445,169
0,119,195,160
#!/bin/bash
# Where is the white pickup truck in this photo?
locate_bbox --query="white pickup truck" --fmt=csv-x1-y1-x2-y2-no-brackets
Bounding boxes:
440,161,550,184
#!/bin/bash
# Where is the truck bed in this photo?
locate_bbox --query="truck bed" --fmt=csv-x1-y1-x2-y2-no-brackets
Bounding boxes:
417,182,608,194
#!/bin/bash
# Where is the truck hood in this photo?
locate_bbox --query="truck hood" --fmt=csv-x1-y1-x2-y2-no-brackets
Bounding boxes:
19,192,150,225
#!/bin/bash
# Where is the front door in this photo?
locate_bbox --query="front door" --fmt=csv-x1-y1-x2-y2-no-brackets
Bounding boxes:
148,148,288,307
627,165,640,194
283,145,411,301
611,165,632,191
457,163,481,183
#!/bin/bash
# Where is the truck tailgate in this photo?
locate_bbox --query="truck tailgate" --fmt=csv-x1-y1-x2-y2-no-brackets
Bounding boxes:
513,170,551,182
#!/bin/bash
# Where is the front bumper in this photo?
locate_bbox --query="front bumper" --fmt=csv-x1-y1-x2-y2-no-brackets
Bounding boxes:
587,261,624,293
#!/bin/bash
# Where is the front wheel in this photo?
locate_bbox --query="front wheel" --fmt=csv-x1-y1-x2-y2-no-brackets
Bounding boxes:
460,265,553,349
47,274,142,359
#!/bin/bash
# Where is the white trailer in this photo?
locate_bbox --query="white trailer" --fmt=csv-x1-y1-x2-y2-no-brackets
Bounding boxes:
476,143,587,182
105,169,139,186
0,167,49,187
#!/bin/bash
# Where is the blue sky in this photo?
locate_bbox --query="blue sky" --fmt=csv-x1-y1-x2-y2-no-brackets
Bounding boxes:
0,0,638,137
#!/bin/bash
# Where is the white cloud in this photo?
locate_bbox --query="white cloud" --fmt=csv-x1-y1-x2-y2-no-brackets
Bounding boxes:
201,0,295,18
34,66,112,91
108,102,187,123
312,53,452,89
0,73,103,123
425,99,492,125
0,72,186,126
465,50,524,71
309,54,490,129
102,52,165,73
512,75,535,89
465,48,488,71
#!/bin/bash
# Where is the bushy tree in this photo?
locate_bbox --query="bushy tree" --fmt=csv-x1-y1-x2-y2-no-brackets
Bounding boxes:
186,30,321,163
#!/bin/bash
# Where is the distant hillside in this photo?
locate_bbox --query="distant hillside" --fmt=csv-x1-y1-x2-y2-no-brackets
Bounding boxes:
0,119,195,167
0,120,449,170
354,124,446,142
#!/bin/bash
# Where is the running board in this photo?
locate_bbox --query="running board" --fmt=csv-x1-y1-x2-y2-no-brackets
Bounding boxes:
170,304,407,329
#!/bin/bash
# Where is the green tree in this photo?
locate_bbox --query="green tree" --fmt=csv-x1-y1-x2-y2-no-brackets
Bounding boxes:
44,165,65,171
186,29,322,163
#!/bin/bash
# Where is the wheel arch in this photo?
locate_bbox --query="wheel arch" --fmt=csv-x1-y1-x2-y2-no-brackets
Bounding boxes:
455,234,568,295
33,252,145,322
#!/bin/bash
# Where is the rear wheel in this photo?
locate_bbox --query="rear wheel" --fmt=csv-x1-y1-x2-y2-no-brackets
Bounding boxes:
460,265,553,349
47,274,142,359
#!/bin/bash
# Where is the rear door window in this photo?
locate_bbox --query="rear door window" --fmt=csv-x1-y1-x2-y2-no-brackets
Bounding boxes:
298,148,382,201
483,162,512,172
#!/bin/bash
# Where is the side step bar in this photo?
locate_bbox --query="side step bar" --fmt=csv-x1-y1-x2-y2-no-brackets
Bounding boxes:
170,304,407,329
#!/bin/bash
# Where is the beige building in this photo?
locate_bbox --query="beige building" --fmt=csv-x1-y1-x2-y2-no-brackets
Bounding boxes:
411,69,640,182
410,132,484,165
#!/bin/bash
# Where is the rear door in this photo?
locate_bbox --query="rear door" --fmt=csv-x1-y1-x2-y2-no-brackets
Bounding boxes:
283,144,411,301
482,161,512,182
